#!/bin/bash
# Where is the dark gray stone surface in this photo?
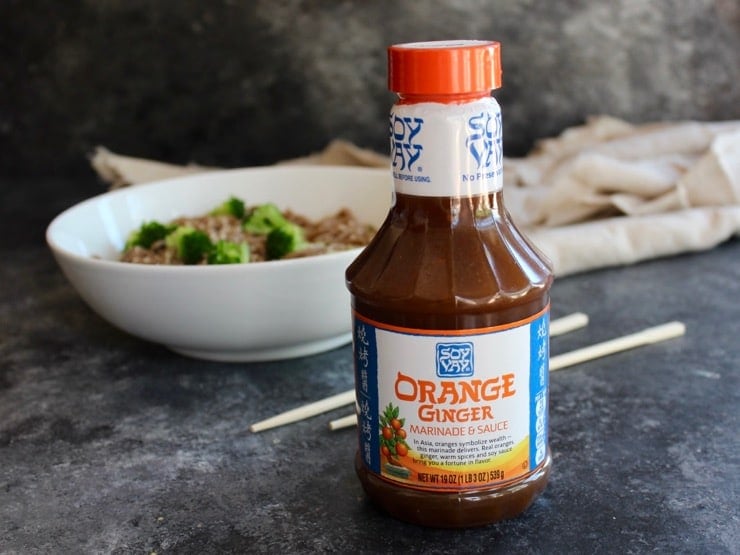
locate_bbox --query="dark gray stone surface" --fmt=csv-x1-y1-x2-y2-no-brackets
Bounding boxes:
1,176,738,553
2,1,739,177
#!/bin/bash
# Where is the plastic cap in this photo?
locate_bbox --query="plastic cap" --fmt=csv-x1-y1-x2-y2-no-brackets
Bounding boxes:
388,40,502,95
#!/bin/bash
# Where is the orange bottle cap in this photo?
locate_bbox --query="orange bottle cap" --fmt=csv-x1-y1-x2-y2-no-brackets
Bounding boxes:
388,40,502,95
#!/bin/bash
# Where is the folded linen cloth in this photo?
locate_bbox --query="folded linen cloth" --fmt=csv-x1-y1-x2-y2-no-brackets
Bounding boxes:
90,116,740,276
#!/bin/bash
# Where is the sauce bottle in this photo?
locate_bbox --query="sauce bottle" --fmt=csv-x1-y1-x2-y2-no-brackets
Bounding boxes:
346,40,554,528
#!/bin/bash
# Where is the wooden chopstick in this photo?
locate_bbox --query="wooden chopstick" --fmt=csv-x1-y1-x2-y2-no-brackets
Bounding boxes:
249,389,355,433
549,320,685,371
248,312,587,433
328,414,358,431
549,312,589,337
327,321,686,431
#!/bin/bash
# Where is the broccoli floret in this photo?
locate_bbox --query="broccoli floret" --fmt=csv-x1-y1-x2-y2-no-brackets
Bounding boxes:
266,222,308,260
165,226,214,264
207,240,250,265
125,221,175,249
243,203,288,235
210,196,246,219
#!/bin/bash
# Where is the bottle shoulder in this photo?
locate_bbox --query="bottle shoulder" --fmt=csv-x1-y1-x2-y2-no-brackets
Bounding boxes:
346,194,552,328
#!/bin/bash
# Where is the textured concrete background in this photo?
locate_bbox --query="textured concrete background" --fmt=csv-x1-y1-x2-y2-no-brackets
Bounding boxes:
1,0,739,177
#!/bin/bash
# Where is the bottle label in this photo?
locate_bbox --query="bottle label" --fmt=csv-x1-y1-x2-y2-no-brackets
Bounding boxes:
389,97,504,197
353,308,549,492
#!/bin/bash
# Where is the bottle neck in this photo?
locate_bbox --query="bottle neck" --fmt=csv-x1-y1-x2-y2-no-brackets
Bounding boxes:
390,96,503,198
395,91,493,105
391,190,506,218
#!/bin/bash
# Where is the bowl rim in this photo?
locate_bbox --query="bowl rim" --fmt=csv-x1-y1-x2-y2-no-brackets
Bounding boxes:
46,165,387,272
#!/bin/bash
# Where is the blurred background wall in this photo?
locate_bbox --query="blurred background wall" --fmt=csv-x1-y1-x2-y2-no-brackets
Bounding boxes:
1,0,739,178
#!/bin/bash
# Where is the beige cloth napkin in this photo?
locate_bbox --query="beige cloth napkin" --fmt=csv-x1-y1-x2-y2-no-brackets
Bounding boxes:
90,116,740,276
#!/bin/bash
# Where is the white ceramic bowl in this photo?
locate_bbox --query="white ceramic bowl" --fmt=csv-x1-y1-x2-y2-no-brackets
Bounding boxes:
46,166,391,362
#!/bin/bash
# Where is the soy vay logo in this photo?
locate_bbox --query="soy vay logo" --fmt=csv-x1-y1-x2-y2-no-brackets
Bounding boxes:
390,115,424,172
436,342,474,377
465,110,503,170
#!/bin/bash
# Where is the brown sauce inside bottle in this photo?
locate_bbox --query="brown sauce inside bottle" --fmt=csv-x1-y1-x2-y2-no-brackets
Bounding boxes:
347,192,553,527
